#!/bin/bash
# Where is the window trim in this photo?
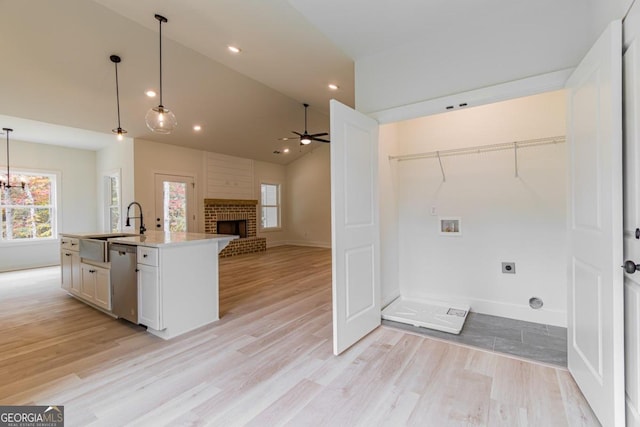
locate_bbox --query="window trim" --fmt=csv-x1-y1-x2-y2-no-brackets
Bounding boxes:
103,169,122,233
260,182,281,231
0,168,60,244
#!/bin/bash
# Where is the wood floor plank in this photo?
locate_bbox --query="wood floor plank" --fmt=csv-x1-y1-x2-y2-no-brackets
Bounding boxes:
0,246,599,426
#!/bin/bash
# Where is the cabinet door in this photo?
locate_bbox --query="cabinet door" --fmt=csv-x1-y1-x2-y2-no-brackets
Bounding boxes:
80,263,97,302
70,253,81,295
61,250,73,291
93,267,111,310
138,263,161,330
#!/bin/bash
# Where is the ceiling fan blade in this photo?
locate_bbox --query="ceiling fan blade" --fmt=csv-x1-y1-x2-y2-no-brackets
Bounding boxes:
308,132,328,137
312,137,330,143
292,131,303,136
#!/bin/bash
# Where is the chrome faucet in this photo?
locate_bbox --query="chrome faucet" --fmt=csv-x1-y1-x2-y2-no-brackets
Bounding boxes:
125,201,146,235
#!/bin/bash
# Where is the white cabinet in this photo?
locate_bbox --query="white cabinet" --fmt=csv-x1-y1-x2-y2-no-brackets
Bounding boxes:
60,238,80,295
80,262,111,310
137,246,162,330
93,267,111,310
137,263,162,330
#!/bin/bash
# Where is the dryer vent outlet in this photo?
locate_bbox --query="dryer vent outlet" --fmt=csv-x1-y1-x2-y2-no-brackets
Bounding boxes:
501,262,516,274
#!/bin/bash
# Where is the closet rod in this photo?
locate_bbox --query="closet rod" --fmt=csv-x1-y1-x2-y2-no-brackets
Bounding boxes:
388,135,566,162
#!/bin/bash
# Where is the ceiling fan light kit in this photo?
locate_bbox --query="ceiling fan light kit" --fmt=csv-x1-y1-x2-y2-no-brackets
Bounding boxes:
145,14,177,134
283,103,330,146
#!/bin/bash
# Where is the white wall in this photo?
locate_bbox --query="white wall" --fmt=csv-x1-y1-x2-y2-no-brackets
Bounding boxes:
254,160,288,246
379,123,400,306
394,90,567,326
285,144,331,247
96,137,135,232
0,140,97,272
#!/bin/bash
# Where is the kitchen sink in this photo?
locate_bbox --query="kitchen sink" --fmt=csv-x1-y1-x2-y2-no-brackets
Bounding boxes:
78,233,139,262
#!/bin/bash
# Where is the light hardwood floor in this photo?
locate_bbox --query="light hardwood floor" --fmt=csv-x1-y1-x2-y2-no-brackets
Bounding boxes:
0,246,599,426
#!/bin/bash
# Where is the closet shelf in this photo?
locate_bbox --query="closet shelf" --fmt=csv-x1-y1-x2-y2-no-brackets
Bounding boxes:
388,135,566,162
389,135,565,181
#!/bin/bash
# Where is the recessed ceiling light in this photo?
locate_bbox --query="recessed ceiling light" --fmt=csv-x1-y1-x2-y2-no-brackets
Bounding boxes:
145,90,156,97
227,45,241,54
193,125,202,131
328,83,339,90
283,148,290,153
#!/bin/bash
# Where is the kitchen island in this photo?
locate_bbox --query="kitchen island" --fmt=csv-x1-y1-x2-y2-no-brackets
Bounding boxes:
60,231,237,340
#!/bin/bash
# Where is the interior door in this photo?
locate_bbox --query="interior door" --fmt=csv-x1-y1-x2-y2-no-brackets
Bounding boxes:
566,20,625,426
623,7,640,425
154,174,196,232
330,99,381,355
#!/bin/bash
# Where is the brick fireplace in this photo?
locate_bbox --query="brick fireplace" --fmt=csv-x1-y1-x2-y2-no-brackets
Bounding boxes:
204,199,267,257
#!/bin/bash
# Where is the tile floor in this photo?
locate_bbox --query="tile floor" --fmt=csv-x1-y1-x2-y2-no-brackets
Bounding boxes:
382,311,568,367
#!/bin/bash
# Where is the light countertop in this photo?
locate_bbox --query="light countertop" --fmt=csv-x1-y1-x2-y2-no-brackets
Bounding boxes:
107,231,238,248
59,232,139,239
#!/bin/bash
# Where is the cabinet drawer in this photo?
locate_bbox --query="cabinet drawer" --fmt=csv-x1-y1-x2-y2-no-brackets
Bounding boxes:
137,246,159,266
61,237,79,251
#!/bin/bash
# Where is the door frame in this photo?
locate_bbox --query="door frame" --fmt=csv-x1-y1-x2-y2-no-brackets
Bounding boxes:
153,172,197,233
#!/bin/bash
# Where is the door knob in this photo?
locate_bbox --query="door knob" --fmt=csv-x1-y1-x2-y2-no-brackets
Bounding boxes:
623,260,640,274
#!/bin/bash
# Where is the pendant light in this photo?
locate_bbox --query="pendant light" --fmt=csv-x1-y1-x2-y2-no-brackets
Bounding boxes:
145,14,177,134
0,128,24,190
110,55,127,141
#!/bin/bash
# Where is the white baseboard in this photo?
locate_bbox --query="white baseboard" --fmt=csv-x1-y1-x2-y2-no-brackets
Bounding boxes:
628,395,640,427
401,291,567,327
267,240,331,249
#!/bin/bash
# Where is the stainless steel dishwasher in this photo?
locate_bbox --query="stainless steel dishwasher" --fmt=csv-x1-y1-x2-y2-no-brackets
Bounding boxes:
109,243,138,324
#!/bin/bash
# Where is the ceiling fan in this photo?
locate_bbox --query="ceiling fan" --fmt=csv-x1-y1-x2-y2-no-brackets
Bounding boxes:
279,103,330,144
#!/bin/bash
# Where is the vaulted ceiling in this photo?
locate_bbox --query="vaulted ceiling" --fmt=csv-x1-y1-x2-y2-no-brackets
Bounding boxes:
0,0,629,164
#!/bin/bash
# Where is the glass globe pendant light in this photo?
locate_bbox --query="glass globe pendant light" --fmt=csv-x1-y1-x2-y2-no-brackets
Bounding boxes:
110,55,127,141
145,14,177,134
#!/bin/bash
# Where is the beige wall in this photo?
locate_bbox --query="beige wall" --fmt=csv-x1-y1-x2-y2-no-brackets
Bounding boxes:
254,160,287,246
133,139,206,233
285,144,331,247
131,138,331,248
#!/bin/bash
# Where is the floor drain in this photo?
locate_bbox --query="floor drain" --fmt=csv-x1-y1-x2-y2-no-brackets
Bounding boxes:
529,297,543,309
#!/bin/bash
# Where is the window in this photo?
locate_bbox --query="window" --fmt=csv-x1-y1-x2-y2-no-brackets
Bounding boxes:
105,172,121,233
260,183,280,229
0,172,57,241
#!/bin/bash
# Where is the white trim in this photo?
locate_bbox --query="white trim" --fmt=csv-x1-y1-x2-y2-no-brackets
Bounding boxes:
0,168,60,242
369,69,573,124
402,291,567,327
268,240,331,249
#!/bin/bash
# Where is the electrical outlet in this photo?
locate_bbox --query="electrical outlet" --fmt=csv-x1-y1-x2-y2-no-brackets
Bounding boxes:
502,262,516,274
430,206,437,216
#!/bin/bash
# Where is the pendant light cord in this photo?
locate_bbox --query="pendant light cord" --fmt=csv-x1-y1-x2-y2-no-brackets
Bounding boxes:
114,61,122,129
2,128,12,186
159,17,163,107
5,131,9,183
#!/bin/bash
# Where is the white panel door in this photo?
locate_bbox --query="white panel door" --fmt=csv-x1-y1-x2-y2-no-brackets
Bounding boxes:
566,20,625,426
623,8,640,425
330,99,381,355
